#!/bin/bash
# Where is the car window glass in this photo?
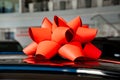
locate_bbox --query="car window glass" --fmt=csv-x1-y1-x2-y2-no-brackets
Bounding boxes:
0,42,22,51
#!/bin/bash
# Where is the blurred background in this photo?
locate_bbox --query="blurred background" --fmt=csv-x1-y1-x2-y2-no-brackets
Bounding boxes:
0,0,120,48
0,1,120,79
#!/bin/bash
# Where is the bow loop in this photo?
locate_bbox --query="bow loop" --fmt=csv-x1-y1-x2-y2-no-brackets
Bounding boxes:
29,27,51,43
67,16,82,32
41,17,52,31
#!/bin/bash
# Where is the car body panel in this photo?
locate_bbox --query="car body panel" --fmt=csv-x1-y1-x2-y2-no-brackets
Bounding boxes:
0,58,120,80
0,37,120,80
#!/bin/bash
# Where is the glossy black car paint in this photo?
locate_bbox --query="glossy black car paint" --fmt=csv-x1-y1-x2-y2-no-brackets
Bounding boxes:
92,37,120,61
0,59,120,80
0,37,120,80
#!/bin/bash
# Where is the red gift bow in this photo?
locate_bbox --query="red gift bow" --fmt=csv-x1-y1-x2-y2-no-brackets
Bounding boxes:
23,16,102,64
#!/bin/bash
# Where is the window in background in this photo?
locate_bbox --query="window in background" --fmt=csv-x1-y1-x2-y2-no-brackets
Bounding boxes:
0,0,19,13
